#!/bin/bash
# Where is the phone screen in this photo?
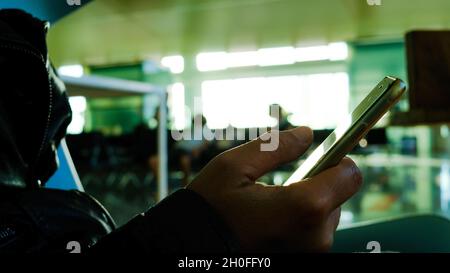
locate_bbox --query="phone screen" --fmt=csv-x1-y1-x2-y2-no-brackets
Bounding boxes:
284,77,405,185
284,117,353,185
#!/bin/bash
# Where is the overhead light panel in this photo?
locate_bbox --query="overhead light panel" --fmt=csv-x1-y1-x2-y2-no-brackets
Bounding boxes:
161,55,184,74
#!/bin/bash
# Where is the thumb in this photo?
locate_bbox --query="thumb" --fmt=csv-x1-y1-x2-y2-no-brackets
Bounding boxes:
289,157,363,213
225,127,313,181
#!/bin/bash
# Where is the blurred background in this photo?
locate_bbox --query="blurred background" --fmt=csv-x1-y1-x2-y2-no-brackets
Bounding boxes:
7,0,449,227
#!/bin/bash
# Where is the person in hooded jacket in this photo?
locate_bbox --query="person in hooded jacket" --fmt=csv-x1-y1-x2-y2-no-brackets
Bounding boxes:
0,9,362,254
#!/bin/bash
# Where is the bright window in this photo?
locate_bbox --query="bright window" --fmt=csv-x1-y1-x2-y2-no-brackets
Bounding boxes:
67,96,87,134
201,73,349,130
167,83,186,130
196,43,348,71
58,64,84,77
161,55,184,74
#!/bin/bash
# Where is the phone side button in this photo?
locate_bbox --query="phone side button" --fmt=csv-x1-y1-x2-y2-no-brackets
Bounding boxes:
354,122,368,136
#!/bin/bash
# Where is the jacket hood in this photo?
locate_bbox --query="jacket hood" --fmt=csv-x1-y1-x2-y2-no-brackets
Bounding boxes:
0,9,72,188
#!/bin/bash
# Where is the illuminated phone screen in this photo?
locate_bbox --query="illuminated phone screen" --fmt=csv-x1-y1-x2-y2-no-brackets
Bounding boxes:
284,76,403,185
284,117,352,185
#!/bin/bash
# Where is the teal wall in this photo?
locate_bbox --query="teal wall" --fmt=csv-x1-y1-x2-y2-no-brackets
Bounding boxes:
86,64,145,134
90,63,145,82
0,0,92,23
349,41,408,111
87,96,143,135
86,63,171,134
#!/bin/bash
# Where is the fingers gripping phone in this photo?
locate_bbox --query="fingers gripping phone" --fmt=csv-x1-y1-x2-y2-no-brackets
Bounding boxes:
284,76,407,186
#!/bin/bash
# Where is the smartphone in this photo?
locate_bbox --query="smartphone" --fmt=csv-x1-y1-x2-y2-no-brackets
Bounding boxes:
284,76,406,186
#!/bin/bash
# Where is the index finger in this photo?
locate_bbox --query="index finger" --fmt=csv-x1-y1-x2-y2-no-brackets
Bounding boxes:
226,127,313,181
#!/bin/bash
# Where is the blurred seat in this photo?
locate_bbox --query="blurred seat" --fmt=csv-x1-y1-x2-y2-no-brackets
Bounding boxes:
332,214,450,253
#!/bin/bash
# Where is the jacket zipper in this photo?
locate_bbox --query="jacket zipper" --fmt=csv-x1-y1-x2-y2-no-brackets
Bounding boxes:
0,41,53,187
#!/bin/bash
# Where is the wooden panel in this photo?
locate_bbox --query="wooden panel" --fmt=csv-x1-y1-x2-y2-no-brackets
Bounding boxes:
406,31,450,111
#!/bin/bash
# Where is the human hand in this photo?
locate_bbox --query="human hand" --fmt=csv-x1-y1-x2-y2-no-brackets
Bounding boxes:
187,127,362,252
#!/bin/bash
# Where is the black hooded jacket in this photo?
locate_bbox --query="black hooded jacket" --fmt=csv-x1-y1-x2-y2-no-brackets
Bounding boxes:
0,9,238,253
